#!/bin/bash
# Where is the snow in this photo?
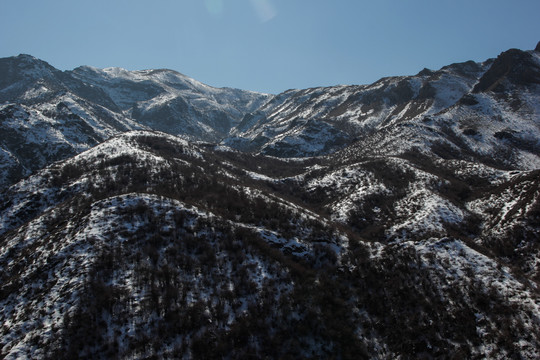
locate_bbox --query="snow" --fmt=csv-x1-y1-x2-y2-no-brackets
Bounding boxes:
22,85,49,100
467,173,540,237
390,189,464,240
243,170,276,182
71,64,269,134
2,48,540,358
428,71,480,113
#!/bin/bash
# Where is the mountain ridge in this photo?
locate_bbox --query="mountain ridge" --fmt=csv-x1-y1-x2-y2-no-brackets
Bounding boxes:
225,48,539,165
0,54,271,189
1,44,540,359
1,129,539,358
1,45,539,190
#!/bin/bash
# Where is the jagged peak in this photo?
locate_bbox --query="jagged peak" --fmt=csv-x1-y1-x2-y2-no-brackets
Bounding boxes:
473,47,540,92
15,53,39,61
8,53,56,70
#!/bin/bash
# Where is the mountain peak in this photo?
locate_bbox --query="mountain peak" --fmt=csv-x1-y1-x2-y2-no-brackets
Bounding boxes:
11,53,56,71
15,53,39,61
473,47,540,92
0,54,61,92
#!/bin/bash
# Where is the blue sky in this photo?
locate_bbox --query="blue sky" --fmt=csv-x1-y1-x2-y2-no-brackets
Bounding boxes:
1,0,539,94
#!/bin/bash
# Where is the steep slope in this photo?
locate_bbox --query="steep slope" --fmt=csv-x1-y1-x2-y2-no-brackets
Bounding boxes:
0,131,361,358
1,131,540,359
225,47,540,168
0,55,144,189
69,66,270,140
0,55,270,189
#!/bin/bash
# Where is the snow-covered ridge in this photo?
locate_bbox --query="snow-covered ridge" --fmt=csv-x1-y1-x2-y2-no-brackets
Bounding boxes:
0,54,273,189
225,48,540,164
70,63,270,119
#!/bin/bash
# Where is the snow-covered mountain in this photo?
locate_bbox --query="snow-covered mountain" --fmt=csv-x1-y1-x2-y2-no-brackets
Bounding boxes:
1,43,540,359
225,48,540,166
69,65,270,140
0,54,269,189
1,130,539,359
0,55,143,188
1,47,538,189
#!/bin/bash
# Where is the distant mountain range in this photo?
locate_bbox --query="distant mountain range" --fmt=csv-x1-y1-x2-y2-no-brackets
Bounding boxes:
2,46,540,188
0,43,539,359
0,54,269,188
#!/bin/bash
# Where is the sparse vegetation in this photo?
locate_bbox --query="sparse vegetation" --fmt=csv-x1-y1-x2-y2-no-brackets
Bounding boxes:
1,131,538,359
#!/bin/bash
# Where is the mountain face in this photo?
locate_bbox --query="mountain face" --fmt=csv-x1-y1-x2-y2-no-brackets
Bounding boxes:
1,49,539,189
0,55,269,189
1,44,539,359
0,55,143,188
68,65,269,140
225,49,540,166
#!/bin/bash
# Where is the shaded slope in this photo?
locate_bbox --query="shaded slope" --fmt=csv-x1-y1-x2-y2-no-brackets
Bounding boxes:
1,131,539,359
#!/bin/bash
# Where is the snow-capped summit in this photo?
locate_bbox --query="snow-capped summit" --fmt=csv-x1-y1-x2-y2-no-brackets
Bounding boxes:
69,65,270,139
0,56,270,189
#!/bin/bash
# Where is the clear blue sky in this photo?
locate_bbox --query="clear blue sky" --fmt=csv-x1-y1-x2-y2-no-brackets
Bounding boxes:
1,0,539,94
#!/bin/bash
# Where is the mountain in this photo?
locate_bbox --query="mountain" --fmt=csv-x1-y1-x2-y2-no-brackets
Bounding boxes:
225,49,540,167
1,130,539,359
1,48,539,189
0,55,144,188
1,44,540,359
69,65,269,140
0,54,269,189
